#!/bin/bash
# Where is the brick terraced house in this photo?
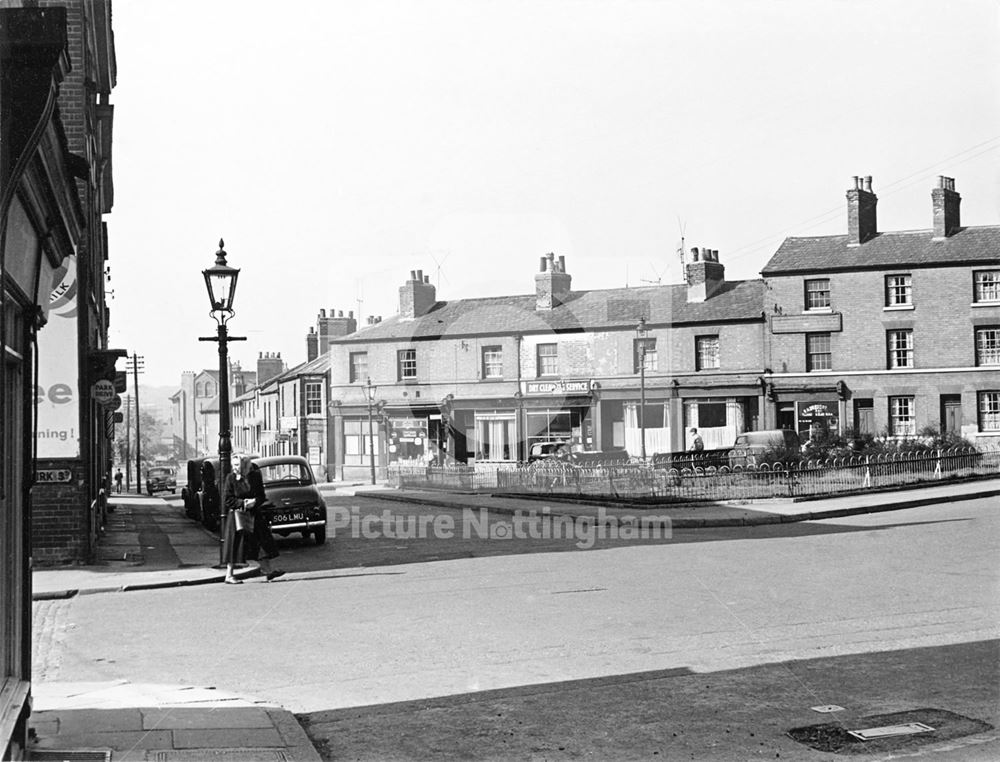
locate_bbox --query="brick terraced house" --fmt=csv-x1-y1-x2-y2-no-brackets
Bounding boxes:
761,176,1000,444
324,254,767,481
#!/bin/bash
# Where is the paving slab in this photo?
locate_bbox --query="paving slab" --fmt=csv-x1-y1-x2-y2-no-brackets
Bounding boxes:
141,707,276,731
172,727,285,748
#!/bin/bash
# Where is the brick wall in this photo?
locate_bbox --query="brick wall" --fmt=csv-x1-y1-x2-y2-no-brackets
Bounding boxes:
32,459,91,565
767,265,990,373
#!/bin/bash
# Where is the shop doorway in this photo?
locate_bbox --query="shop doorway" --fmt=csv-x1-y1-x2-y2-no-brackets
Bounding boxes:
777,403,796,432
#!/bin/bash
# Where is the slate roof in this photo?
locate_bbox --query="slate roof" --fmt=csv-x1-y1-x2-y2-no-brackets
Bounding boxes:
335,280,766,344
252,352,331,392
762,225,1000,275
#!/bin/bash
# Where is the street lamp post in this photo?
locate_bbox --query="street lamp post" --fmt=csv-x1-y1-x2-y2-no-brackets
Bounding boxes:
199,240,245,552
365,377,377,485
636,317,648,461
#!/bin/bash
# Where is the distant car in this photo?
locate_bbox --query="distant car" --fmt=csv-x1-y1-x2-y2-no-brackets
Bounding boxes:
253,455,328,545
728,429,801,468
145,466,177,495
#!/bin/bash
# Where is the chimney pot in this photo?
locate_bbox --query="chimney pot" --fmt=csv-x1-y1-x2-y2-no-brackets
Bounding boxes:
863,176,872,192
338,310,343,317
852,175,859,190
409,270,416,281
348,310,354,318
319,308,326,318
691,247,700,261
539,256,547,272
558,255,566,273
424,275,430,284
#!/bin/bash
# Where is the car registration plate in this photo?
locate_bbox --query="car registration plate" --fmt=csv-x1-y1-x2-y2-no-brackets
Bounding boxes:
271,512,305,524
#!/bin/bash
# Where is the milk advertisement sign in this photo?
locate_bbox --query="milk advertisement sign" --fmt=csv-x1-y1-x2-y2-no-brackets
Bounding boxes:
36,255,80,457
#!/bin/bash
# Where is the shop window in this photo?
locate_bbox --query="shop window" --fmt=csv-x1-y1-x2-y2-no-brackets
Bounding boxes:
887,329,913,369
343,419,372,465
633,337,657,373
536,343,558,377
482,346,503,379
474,414,515,460
804,278,831,310
885,274,912,306
695,336,720,370
889,396,916,436
974,270,1000,303
305,382,323,415
349,352,368,383
979,391,1000,431
806,333,831,371
397,348,417,380
975,327,1000,366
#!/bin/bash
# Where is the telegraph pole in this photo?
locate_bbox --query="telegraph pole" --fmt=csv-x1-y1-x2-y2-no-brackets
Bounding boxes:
130,354,145,493
124,394,132,492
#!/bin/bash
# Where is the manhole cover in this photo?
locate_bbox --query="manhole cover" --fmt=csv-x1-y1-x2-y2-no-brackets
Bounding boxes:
788,708,992,754
848,722,934,741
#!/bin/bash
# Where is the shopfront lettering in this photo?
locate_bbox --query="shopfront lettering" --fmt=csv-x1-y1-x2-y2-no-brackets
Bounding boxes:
525,379,592,395
34,383,74,405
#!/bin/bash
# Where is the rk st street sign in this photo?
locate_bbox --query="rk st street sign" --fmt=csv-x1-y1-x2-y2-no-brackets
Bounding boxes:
36,468,72,484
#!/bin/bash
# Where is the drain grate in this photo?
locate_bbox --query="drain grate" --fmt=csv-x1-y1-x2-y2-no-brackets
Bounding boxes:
29,750,112,761
788,708,993,754
152,750,289,761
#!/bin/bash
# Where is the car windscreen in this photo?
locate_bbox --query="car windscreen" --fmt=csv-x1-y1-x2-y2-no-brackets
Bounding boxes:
149,468,171,477
257,463,313,486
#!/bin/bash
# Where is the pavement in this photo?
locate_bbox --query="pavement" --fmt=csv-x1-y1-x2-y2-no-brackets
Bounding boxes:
26,476,1000,761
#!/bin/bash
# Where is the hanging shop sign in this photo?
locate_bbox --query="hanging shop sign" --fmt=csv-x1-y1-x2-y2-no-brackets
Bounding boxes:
92,379,115,404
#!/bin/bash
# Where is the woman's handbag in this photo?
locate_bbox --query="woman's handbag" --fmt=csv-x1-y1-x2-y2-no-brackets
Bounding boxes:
233,508,255,533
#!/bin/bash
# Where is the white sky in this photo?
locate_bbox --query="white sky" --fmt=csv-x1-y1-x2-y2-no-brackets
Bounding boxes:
106,0,1000,387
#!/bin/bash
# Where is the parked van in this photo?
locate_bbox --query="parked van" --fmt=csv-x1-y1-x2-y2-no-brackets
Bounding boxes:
728,429,801,467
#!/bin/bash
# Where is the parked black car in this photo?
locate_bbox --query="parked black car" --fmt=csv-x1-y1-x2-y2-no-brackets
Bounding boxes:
253,455,328,545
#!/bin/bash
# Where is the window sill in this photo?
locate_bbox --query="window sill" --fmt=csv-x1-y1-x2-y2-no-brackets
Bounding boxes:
971,302,1000,308
804,308,833,313
883,305,914,311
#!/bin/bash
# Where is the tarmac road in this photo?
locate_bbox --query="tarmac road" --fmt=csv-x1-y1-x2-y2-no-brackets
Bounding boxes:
165,491,961,573
34,495,1000,759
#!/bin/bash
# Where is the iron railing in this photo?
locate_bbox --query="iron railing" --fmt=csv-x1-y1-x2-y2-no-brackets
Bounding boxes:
392,445,1000,501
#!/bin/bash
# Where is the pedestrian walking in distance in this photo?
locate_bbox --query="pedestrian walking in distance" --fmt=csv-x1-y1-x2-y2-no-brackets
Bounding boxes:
222,453,284,584
689,427,704,452
114,469,123,493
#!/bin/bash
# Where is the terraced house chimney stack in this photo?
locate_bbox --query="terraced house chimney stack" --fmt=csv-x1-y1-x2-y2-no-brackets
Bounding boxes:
686,247,726,302
306,326,318,362
846,174,878,246
399,268,437,319
257,351,285,385
535,252,572,310
315,307,358,355
932,176,961,239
